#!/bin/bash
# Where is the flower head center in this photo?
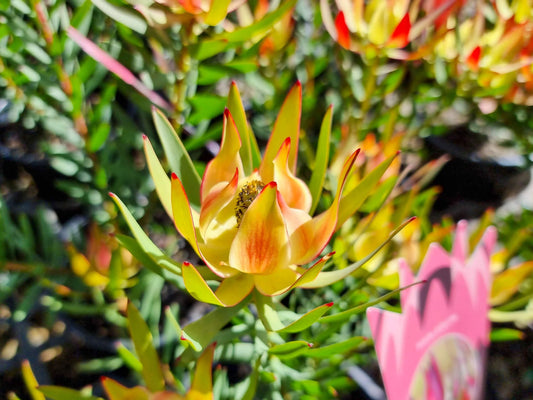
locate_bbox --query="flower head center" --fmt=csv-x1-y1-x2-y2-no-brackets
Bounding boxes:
235,180,265,226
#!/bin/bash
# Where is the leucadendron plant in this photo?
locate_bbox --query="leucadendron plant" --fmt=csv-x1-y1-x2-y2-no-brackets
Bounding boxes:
108,83,411,352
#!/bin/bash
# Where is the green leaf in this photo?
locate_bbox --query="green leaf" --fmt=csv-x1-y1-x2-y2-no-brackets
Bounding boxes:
193,39,229,61
127,302,165,392
227,83,255,175
308,106,332,214
109,194,182,276
91,0,147,34
188,94,227,125
240,358,262,400
305,336,367,358
115,342,142,372
320,281,424,324
255,292,285,332
359,175,398,213
277,303,334,333
152,107,202,209
21,360,46,400
216,0,297,43
337,153,398,229
268,341,310,358
38,386,103,400
181,302,246,352
490,328,525,342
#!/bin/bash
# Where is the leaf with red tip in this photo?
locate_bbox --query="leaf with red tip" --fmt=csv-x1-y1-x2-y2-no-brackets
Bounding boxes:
335,11,351,49
388,13,410,48
466,46,481,71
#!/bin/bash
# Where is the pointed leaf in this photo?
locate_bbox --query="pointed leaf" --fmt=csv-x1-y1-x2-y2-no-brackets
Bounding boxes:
143,135,172,219
268,341,310,358
277,302,334,333
321,280,423,324
38,386,102,400
309,106,332,214
115,234,183,287
181,301,247,352
337,153,398,230
115,342,142,372
21,360,46,400
188,344,215,400
127,302,165,392
305,336,367,358
109,194,182,276
152,107,201,209
227,82,255,175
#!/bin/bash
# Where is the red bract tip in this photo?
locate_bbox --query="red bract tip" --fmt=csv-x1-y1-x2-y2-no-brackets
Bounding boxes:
183,261,192,266
171,172,178,180
407,216,417,223
142,134,148,140
334,11,350,49
466,46,481,71
307,343,314,348
223,108,230,118
388,12,411,48
326,302,334,307
180,335,186,341
108,192,116,198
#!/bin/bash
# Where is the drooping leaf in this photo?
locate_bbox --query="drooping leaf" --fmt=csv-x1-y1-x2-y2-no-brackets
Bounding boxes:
306,336,367,358
127,302,165,392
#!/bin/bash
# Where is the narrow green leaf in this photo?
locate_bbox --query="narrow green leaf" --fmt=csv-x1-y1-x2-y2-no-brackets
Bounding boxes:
277,303,334,333
320,281,424,324
115,342,142,372
127,302,165,392
143,135,172,218
38,386,103,400
337,153,398,229
268,341,310,358
490,328,525,342
188,94,227,125
255,292,285,332
359,175,398,213
227,83,253,175
115,234,182,288
240,358,262,400
182,302,247,352
91,0,147,34
109,194,182,276
308,106,332,214
193,39,229,61
216,0,297,43
152,108,202,209
305,336,367,358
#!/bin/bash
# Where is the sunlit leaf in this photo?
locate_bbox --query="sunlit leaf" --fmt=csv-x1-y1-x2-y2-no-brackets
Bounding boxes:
127,302,165,392
277,302,334,333
91,0,147,34
268,341,310,358
21,360,46,400
152,107,202,209
38,386,102,400
308,106,332,214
